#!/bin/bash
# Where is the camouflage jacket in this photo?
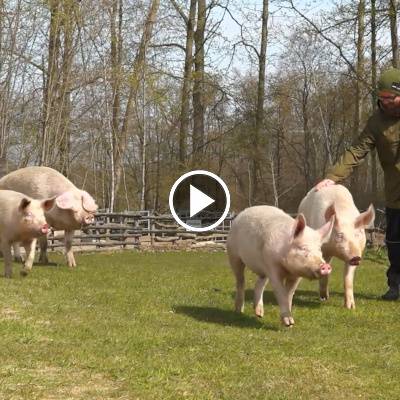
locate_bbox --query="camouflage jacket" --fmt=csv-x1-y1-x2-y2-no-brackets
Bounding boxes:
326,107,400,208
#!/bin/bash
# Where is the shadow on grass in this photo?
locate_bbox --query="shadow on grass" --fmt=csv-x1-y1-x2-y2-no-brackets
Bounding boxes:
240,288,382,305
327,290,380,301
238,289,322,309
174,305,279,331
31,261,59,267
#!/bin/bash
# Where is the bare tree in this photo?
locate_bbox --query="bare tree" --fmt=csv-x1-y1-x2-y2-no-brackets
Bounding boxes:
249,0,269,205
370,0,378,201
389,0,399,67
192,0,206,166
113,0,160,203
171,0,197,167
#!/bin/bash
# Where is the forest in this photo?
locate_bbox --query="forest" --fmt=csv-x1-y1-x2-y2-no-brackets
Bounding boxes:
0,0,397,212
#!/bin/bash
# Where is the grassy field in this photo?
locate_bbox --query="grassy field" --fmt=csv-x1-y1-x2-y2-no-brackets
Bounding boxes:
0,249,398,400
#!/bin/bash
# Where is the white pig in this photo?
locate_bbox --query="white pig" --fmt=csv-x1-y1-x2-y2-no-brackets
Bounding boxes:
227,205,334,327
0,190,55,277
298,184,375,309
0,166,98,268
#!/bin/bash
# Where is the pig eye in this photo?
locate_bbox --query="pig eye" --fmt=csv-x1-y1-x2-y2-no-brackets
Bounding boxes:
354,229,363,238
335,232,344,242
300,246,310,255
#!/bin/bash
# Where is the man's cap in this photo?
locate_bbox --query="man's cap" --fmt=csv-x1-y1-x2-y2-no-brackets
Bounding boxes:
378,68,400,95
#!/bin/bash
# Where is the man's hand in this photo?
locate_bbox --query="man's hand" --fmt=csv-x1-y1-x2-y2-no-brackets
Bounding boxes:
314,179,335,191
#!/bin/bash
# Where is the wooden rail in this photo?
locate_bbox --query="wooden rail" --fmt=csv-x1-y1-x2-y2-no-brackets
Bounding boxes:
44,211,384,251
47,211,234,250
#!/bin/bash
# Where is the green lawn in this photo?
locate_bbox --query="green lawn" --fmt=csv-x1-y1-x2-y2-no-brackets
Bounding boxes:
0,249,398,400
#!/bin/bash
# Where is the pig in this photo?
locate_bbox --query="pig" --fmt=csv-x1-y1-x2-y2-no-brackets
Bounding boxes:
0,166,98,268
298,184,375,309
0,190,55,277
226,205,334,327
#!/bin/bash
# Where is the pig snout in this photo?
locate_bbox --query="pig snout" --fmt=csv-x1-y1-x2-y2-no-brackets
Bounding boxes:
319,263,332,276
41,224,49,234
349,256,361,266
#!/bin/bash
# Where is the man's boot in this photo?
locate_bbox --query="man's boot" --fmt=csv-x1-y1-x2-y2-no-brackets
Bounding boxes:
382,285,399,301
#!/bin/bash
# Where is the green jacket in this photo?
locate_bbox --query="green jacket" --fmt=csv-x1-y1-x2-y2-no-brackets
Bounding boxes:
326,107,400,208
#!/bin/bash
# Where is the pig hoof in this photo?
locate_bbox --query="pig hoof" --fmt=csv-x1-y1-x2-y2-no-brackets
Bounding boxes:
281,316,294,327
234,304,244,313
345,302,355,310
20,269,29,277
4,273,12,279
320,296,328,301
39,256,49,265
254,305,264,318
67,259,77,268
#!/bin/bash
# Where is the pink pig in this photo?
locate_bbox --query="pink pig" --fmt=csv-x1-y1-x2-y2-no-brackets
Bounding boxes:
298,184,375,309
227,205,334,327
0,190,55,277
0,166,98,268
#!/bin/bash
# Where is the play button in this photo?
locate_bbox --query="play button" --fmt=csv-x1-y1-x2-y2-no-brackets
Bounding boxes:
169,170,230,232
190,185,215,217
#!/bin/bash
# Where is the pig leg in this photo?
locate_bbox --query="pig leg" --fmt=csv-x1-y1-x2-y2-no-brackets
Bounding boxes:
65,230,76,268
286,276,301,317
1,241,13,278
343,263,357,309
228,252,245,313
12,243,24,263
38,235,49,264
20,239,37,276
319,256,332,301
268,267,293,327
253,275,268,317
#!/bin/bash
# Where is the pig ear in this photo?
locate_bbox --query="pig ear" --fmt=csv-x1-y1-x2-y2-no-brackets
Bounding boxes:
81,190,98,212
18,198,31,212
319,215,335,244
355,204,375,229
325,204,336,222
55,191,78,210
41,196,56,212
293,213,306,238
325,203,339,227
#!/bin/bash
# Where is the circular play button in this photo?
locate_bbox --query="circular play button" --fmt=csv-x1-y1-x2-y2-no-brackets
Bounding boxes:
169,170,231,232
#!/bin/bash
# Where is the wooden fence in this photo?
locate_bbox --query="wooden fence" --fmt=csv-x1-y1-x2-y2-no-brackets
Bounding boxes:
46,210,385,251
47,211,234,250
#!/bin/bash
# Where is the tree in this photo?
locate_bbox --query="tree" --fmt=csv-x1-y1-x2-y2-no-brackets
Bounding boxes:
112,0,160,208
389,0,399,67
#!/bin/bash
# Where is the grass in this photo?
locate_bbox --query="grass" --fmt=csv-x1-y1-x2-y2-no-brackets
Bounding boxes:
0,248,398,399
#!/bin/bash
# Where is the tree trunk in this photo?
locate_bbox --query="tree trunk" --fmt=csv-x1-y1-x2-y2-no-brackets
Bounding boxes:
109,0,123,211
192,0,206,166
113,0,160,204
41,0,61,165
351,0,365,192
389,0,399,67
249,0,269,205
57,0,75,177
177,0,196,166
371,0,378,202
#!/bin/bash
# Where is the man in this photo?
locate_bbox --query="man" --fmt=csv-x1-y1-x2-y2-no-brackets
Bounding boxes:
316,67,400,301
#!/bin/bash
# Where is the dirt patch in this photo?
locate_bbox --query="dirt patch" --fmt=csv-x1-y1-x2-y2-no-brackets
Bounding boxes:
0,307,20,320
1,364,129,400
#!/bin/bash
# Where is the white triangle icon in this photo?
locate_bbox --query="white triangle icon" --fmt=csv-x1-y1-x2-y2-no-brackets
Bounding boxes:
190,185,215,217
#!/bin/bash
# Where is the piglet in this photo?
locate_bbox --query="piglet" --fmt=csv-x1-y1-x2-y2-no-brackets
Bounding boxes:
0,166,98,268
298,184,375,309
227,205,334,327
0,190,55,277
